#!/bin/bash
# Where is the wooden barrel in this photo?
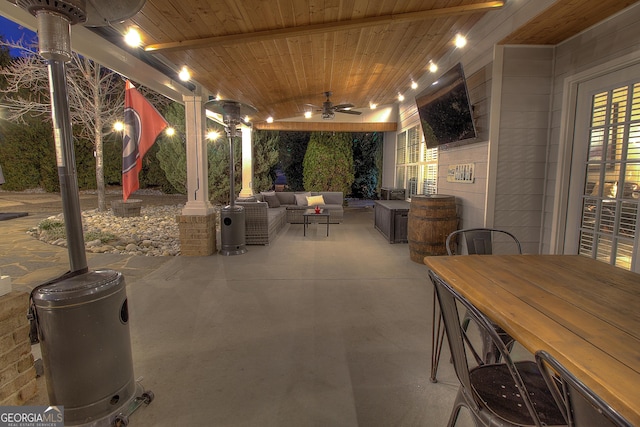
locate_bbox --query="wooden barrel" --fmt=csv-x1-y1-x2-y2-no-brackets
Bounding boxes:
408,195,458,263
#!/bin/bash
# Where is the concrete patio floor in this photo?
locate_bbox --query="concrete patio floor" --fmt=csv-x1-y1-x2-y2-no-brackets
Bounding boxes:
1,193,474,426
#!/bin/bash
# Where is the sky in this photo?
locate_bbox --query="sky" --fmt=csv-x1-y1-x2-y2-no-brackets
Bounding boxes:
0,15,36,56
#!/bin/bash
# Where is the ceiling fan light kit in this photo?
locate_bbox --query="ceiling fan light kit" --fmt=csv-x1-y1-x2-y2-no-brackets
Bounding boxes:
311,91,362,120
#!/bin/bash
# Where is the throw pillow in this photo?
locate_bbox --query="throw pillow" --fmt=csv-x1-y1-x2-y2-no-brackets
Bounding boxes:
294,192,311,206
263,193,280,208
306,195,325,206
261,191,276,197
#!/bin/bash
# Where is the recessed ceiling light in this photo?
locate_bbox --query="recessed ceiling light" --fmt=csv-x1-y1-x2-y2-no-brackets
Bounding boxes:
266,117,274,123
428,61,438,73
370,103,377,109
411,81,418,90
304,111,312,119
398,93,405,102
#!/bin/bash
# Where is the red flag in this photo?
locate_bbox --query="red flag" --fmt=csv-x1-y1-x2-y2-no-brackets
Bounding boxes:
122,80,168,201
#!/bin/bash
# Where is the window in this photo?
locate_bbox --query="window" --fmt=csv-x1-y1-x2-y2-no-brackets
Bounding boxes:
395,124,438,197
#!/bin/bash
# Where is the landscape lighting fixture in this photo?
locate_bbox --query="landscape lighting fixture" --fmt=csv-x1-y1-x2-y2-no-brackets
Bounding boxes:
165,127,175,136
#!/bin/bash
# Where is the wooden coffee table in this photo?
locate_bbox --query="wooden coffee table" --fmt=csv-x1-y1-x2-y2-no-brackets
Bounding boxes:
303,209,330,236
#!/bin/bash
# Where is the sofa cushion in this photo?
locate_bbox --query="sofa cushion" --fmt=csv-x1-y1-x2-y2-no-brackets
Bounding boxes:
306,195,325,206
319,192,343,205
263,193,281,208
276,191,296,205
294,192,312,206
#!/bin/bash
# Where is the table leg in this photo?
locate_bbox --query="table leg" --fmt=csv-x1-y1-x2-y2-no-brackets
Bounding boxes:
326,215,329,236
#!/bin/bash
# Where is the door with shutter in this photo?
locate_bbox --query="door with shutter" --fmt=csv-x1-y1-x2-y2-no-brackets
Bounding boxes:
565,64,640,272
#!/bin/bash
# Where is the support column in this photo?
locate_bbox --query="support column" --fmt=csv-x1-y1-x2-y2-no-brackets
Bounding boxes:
239,125,254,198
182,95,214,215
178,94,216,256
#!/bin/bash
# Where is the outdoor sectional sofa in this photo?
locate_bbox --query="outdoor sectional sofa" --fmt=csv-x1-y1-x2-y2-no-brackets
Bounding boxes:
235,191,344,245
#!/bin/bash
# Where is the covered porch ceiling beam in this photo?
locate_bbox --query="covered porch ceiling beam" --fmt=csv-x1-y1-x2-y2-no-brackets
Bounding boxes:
144,1,505,52
254,121,397,132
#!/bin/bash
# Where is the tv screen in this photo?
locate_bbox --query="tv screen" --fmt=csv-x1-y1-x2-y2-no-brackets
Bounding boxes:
415,63,477,149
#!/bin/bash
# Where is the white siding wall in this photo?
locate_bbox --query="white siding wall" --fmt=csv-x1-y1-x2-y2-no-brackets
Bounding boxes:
493,46,554,254
541,3,640,253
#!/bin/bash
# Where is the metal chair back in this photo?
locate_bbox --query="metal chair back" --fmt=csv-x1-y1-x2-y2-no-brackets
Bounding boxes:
535,350,632,427
430,228,521,383
446,227,522,255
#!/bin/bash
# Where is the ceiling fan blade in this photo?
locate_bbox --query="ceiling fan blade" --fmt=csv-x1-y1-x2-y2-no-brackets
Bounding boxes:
333,103,354,109
336,109,362,115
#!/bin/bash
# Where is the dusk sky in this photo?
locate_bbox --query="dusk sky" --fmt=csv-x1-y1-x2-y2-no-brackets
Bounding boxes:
0,15,36,55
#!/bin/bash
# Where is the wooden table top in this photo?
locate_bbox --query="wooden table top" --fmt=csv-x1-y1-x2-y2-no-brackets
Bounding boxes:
423,254,640,425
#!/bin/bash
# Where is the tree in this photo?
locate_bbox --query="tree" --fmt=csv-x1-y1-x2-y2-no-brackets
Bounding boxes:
303,132,354,194
278,131,309,191
252,130,279,192
156,103,188,194
351,132,383,199
0,116,57,191
0,38,168,210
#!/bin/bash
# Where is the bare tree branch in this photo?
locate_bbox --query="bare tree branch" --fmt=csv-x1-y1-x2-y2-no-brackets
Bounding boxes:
0,37,168,210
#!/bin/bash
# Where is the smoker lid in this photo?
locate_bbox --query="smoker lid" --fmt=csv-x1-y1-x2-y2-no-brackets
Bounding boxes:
33,269,124,305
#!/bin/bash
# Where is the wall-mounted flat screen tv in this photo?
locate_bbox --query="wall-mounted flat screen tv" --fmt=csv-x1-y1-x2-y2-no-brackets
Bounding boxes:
415,63,477,149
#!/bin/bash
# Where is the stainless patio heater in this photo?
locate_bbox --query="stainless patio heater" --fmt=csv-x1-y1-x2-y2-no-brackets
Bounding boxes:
17,0,153,425
205,99,257,256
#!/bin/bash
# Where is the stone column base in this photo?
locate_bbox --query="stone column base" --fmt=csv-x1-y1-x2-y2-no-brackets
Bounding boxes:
177,213,217,256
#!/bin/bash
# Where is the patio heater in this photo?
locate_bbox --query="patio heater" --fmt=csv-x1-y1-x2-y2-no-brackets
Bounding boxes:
205,99,257,256
17,0,152,425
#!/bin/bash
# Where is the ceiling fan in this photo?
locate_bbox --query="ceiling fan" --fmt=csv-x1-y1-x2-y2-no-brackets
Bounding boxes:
309,91,362,120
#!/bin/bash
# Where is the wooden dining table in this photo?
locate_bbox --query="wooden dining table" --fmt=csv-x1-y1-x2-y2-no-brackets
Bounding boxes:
423,254,640,426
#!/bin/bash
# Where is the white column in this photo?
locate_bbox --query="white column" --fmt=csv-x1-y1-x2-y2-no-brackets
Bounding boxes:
239,125,254,198
182,94,214,215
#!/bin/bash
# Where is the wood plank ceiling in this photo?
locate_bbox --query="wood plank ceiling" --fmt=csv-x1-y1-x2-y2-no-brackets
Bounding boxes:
115,0,637,128
122,0,503,125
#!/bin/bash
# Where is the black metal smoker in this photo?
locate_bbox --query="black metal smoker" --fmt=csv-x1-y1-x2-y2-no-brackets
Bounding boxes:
17,0,153,425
